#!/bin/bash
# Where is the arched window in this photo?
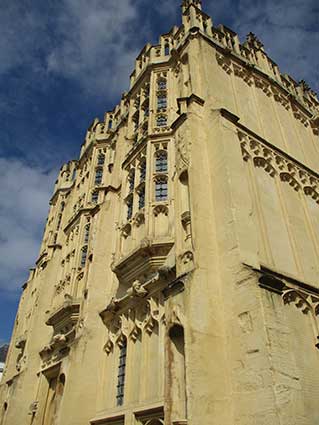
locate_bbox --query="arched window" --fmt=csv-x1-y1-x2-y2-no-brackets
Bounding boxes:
60,202,65,212
155,151,168,172
116,339,127,406
83,223,90,244
91,190,99,204
155,176,168,201
97,153,105,166
164,42,170,56
157,94,167,110
108,120,113,129
95,167,103,185
80,245,88,268
156,115,167,127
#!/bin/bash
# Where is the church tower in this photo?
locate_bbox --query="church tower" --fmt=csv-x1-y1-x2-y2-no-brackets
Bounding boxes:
1,1,319,424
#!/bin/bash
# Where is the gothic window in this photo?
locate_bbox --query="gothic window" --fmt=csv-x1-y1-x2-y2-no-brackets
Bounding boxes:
138,186,145,209
108,120,113,129
91,190,99,204
126,195,133,220
72,169,77,181
116,340,127,406
157,79,167,90
140,159,146,182
95,167,103,185
97,153,105,166
164,43,170,56
83,223,90,244
155,151,168,172
157,94,167,110
155,177,168,201
80,245,88,268
60,202,65,212
128,170,135,192
156,115,167,127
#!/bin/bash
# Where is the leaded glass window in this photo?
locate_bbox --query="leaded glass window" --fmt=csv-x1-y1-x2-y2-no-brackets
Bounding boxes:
80,245,88,268
158,79,167,90
97,153,105,166
95,167,103,185
128,170,135,192
155,151,168,172
157,95,167,110
116,341,127,406
91,191,98,204
156,115,167,127
155,177,168,201
84,224,90,244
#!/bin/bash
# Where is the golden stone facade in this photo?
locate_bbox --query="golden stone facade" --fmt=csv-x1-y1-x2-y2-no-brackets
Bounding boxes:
1,1,319,424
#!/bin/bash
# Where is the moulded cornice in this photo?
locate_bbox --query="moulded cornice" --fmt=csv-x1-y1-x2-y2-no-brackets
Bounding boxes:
221,107,319,180
63,204,100,234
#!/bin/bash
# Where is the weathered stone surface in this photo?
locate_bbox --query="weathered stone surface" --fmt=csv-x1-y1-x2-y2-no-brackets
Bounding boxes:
1,1,319,424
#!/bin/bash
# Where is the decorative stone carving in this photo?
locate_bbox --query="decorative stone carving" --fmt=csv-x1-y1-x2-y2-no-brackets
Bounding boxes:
216,52,232,75
282,288,319,316
127,280,148,298
103,295,165,352
133,211,145,227
180,250,194,265
233,63,253,86
121,223,132,238
153,204,169,217
238,131,319,203
39,299,80,368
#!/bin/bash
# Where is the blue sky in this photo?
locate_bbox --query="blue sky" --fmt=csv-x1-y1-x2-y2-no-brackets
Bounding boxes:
0,0,318,344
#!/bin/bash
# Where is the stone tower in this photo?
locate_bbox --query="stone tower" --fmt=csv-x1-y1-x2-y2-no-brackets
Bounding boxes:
1,1,319,424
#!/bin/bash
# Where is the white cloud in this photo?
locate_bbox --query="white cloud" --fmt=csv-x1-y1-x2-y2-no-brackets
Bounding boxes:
0,158,57,296
46,0,140,97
